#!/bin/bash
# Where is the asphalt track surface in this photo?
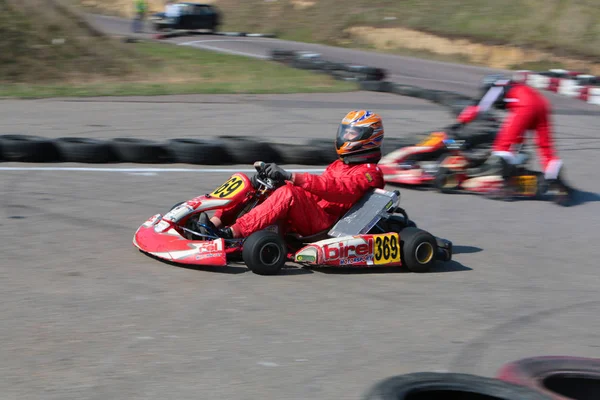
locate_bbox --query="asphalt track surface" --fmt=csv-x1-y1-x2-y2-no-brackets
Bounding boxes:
2,15,600,400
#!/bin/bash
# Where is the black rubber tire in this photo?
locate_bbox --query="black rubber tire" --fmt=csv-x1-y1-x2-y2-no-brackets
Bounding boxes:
0,134,60,162
496,356,600,400
344,65,386,81
271,143,329,165
359,80,393,92
389,84,426,98
242,230,287,275
218,136,281,164
305,138,338,163
434,166,460,194
363,372,554,400
399,227,438,273
110,138,171,163
166,138,232,165
54,137,117,163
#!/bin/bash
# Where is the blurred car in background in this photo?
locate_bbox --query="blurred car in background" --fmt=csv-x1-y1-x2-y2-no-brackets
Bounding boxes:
150,2,220,32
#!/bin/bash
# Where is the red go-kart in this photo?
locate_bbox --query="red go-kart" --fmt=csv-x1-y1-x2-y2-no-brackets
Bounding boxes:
133,162,453,275
378,124,495,187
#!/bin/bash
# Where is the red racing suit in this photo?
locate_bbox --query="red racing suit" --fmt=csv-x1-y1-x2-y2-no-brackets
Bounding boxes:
224,160,384,238
458,83,563,179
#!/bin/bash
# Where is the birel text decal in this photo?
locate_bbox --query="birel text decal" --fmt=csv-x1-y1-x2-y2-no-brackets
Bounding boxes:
323,238,373,261
194,239,224,253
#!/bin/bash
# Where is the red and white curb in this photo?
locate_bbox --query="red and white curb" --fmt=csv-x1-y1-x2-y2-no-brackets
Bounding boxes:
513,69,600,106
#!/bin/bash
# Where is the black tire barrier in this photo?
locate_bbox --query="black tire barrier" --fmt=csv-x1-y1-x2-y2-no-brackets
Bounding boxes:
0,135,60,163
217,136,282,164
165,138,232,165
362,372,553,400
270,143,329,165
54,137,118,163
496,356,600,400
305,138,339,164
110,138,171,164
270,49,388,82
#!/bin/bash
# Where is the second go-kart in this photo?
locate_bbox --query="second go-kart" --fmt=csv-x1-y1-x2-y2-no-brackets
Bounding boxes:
133,162,453,275
379,125,495,187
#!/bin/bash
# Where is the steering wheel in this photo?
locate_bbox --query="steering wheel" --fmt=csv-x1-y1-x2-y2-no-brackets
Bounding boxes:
253,161,285,190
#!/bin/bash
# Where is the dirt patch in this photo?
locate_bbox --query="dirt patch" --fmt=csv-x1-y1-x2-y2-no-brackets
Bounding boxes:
346,26,600,75
290,0,315,10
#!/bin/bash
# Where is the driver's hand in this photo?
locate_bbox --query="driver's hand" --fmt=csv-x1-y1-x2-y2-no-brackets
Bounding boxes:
265,163,292,182
250,173,260,189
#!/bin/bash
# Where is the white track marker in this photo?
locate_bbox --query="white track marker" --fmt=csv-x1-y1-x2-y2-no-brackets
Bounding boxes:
0,166,327,173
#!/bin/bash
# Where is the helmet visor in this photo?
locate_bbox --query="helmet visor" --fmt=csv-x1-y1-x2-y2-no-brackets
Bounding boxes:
335,124,374,149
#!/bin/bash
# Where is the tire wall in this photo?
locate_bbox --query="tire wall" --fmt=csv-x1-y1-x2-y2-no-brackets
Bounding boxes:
2,49,501,165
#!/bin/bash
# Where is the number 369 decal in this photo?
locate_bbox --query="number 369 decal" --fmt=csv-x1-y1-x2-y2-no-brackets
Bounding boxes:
209,175,247,199
373,233,401,265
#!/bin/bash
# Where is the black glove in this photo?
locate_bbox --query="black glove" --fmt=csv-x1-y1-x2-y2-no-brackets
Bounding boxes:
265,163,292,182
250,173,260,189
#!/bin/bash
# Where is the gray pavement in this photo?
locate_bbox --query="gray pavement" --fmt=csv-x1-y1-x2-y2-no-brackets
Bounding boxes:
1,12,600,400
1,91,600,399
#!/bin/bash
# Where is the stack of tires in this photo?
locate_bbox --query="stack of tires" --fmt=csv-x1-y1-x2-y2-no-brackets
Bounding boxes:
0,134,336,165
0,121,500,165
363,356,600,400
270,49,386,82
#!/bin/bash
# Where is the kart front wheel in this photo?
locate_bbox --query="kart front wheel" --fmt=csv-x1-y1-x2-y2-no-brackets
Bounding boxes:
400,227,438,273
242,231,287,275
434,167,460,193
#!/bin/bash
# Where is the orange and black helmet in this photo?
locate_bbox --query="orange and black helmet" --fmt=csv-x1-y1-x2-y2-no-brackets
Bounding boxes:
336,110,384,164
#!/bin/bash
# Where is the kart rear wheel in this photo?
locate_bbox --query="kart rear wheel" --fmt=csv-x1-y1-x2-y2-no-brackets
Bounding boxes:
400,227,437,273
434,167,460,193
242,231,287,275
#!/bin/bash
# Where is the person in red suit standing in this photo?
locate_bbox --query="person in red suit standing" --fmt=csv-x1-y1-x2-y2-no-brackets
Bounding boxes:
457,74,571,200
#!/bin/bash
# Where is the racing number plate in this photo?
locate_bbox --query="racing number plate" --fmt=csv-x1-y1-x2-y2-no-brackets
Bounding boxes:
417,132,446,147
209,175,246,199
373,233,401,265
515,175,537,195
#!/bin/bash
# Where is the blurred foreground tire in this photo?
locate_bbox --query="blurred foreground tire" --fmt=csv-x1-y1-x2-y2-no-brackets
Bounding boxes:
54,137,117,163
496,356,600,400
363,372,553,400
0,134,60,162
166,138,231,165
110,138,171,163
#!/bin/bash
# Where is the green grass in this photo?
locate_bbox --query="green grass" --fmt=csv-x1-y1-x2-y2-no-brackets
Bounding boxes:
0,41,356,98
0,0,356,98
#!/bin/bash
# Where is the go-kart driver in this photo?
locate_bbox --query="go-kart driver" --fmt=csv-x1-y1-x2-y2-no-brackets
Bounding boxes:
198,110,386,239
456,74,569,191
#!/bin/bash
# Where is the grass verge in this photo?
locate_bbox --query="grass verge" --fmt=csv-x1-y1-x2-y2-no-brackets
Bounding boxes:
0,41,357,99
0,0,356,99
